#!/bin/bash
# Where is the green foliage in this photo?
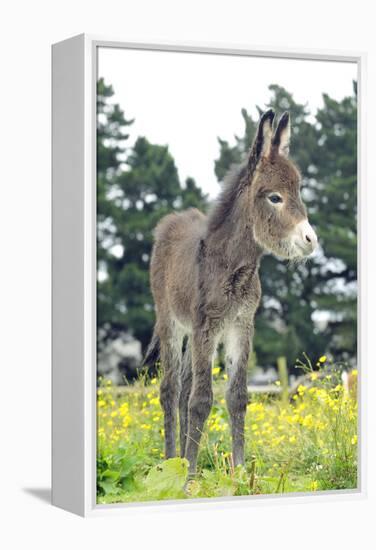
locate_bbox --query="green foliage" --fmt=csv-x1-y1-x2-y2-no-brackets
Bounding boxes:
144,458,188,500
96,362,358,503
215,83,357,369
97,78,133,267
309,84,357,357
97,445,141,497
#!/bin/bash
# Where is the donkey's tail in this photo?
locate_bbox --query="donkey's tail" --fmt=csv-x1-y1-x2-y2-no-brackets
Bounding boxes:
142,328,161,368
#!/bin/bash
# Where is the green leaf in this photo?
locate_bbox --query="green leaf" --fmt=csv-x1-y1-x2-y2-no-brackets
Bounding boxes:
144,458,188,500
100,469,120,481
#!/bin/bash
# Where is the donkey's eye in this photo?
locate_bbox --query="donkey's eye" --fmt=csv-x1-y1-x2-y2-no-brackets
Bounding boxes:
268,194,283,204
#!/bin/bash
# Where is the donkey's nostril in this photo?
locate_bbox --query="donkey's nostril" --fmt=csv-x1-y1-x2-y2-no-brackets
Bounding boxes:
296,220,317,253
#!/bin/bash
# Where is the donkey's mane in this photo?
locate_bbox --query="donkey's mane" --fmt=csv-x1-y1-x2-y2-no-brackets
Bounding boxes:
207,160,249,233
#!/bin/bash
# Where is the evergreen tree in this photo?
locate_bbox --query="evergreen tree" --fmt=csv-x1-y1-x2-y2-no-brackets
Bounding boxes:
97,78,134,343
309,83,357,358
97,80,207,349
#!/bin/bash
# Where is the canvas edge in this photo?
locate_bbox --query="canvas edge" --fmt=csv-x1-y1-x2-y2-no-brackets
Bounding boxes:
357,50,367,498
52,33,86,517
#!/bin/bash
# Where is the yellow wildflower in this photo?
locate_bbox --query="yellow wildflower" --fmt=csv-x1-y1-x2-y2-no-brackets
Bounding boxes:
310,480,318,491
248,402,264,413
149,397,159,406
302,414,313,428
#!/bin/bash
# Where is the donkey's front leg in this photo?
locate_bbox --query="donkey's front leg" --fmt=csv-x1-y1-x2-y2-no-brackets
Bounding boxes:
224,324,252,466
179,341,192,458
185,331,215,476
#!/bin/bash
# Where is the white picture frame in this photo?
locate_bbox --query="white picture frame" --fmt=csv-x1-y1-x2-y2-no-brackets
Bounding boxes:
52,33,366,517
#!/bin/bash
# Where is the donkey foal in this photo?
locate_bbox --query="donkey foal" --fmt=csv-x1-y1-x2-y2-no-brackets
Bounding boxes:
144,109,318,476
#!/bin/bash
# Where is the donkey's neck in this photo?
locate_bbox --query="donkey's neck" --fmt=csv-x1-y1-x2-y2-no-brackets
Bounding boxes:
205,190,263,269
206,162,263,266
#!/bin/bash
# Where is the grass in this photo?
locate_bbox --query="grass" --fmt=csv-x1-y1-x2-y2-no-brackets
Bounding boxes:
96,357,358,504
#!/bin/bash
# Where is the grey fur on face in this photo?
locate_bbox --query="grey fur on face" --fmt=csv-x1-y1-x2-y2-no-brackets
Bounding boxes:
143,109,318,476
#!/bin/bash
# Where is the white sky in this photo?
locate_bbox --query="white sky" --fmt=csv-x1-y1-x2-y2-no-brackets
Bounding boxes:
98,47,357,198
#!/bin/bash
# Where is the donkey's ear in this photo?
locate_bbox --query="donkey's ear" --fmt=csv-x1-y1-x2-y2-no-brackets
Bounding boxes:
256,109,275,158
248,109,275,171
272,112,291,157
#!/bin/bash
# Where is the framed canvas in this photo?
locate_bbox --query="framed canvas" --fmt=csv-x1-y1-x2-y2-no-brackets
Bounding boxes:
52,34,366,517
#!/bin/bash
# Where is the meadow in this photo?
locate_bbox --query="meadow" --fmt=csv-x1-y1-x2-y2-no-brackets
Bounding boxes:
97,357,358,504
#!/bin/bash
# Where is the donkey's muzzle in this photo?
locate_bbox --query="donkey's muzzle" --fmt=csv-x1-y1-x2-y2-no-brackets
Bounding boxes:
293,219,318,256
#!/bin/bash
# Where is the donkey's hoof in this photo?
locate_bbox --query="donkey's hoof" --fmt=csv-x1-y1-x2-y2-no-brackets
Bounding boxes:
183,475,199,496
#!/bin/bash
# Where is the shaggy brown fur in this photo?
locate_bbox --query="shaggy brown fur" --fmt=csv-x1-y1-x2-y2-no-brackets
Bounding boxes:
144,109,317,476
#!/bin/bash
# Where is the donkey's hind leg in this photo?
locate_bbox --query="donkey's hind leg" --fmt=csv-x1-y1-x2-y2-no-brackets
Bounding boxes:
159,324,183,459
179,340,192,457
